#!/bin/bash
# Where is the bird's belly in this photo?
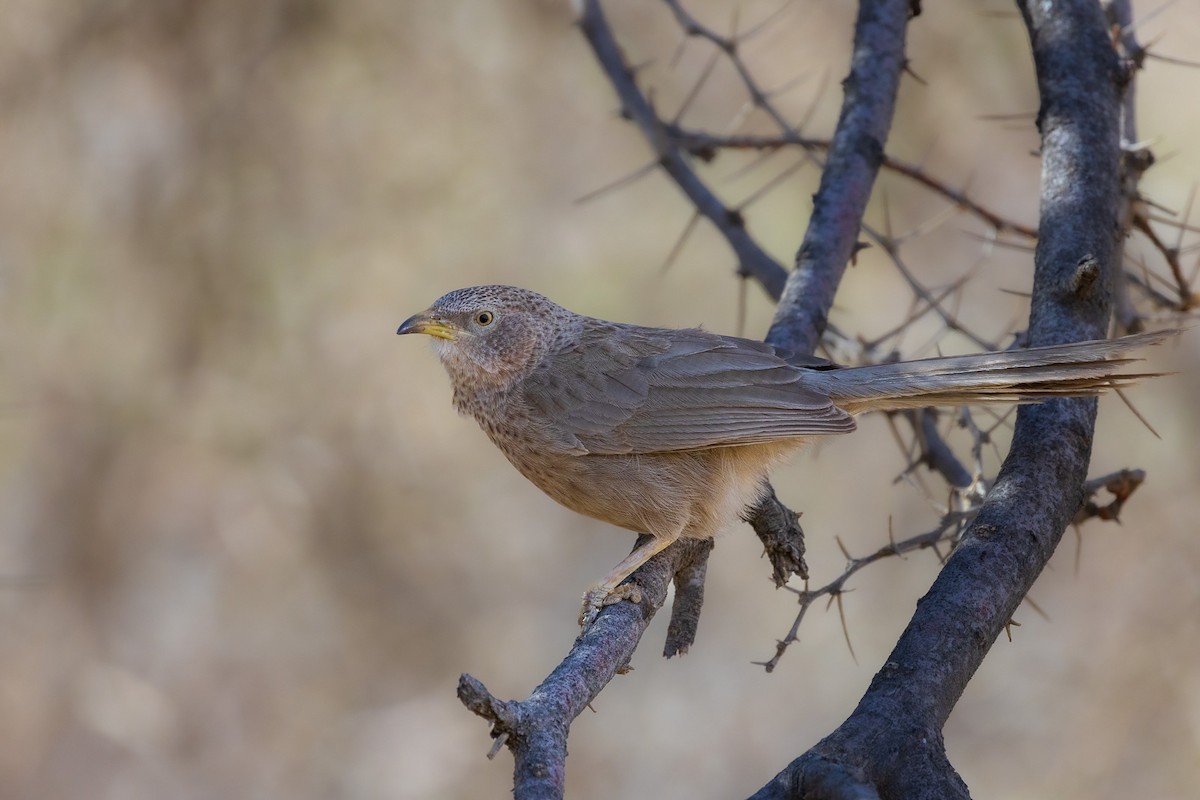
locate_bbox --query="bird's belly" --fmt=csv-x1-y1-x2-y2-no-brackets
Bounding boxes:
500,441,803,539
678,442,802,538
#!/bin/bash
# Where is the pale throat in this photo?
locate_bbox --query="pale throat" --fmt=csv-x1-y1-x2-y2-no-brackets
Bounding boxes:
436,337,534,398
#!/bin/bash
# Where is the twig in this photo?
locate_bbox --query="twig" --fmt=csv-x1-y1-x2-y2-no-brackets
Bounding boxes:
662,0,797,135
1074,467,1146,523
758,512,970,673
579,0,789,297
668,125,1039,239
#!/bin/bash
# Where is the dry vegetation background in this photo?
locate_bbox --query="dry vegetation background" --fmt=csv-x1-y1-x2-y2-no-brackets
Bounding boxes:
0,1,1197,798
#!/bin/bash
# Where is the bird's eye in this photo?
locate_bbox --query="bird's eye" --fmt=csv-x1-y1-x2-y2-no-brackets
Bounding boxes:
475,310,495,326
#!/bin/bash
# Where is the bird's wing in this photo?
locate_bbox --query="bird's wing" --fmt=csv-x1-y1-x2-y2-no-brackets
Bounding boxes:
521,323,855,455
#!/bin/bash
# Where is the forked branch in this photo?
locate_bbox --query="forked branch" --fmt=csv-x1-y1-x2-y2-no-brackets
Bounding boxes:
754,1,1127,794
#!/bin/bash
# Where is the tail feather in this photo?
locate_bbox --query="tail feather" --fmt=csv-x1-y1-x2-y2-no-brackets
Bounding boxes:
809,330,1175,415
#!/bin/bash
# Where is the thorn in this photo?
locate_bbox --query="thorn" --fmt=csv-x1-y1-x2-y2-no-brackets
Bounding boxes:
1172,184,1196,255
836,593,858,664
1145,51,1200,69
1115,387,1161,439
1070,254,1100,297
902,59,928,86
574,160,660,205
740,0,796,42
660,211,701,276
672,46,722,124
735,157,810,210
836,535,852,561
487,732,509,760
1022,595,1050,622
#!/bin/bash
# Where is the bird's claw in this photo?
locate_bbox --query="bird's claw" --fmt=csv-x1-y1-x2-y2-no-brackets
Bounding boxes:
578,583,643,628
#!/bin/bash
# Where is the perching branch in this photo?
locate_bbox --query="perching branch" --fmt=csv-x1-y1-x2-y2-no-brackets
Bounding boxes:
456,535,712,800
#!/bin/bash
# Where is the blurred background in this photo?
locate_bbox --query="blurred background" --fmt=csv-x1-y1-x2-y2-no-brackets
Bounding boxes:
0,1,1196,798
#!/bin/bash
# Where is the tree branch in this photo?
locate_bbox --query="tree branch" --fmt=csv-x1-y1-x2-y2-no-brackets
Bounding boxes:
668,125,1039,240
578,0,789,297
754,0,1124,795
765,0,912,355
457,535,712,800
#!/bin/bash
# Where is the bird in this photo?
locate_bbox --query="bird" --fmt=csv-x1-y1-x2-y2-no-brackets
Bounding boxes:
398,285,1168,626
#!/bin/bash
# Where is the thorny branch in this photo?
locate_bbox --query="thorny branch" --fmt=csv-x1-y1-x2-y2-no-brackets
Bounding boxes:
760,454,1151,672
763,0,910,354
590,0,1200,326
585,0,1196,341
1105,0,1198,325
752,1,1137,794
579,0,789,296
667,125,1041,239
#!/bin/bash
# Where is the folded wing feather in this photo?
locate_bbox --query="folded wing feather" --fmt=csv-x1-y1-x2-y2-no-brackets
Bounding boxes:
521,324,854,455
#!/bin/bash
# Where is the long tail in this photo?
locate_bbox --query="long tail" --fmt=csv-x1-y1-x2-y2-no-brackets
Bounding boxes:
804,330,1175,415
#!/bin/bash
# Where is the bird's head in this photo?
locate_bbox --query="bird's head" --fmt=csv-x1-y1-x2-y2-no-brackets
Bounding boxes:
398,285,575,391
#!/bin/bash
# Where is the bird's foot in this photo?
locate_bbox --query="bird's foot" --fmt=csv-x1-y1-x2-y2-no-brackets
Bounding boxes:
578,583,643,628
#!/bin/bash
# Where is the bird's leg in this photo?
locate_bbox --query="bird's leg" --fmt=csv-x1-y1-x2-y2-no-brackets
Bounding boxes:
579,533,679,628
